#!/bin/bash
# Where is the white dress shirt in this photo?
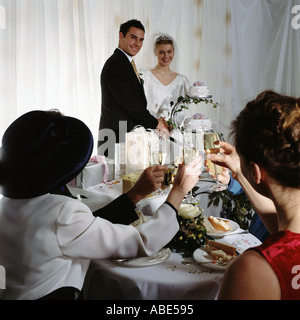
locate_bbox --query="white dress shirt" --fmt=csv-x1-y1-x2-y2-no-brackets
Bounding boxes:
0,194,179,299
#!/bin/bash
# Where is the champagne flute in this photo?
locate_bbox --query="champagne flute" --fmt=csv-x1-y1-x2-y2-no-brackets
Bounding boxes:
182,129,200,204
151,130,167,165
203,131,227,191
164,129,183,189
150,130,168,195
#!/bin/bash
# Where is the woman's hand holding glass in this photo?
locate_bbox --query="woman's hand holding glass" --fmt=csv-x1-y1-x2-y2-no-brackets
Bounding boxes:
166,156,203,210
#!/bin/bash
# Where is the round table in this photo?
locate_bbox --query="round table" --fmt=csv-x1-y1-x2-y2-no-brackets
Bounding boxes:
82,232,261,300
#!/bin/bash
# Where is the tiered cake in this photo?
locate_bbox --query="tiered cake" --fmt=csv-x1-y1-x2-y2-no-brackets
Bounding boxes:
185,113,212,131
188,81,210,98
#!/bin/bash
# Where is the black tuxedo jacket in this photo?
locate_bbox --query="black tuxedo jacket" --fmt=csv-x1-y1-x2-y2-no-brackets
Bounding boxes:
98,49,158,149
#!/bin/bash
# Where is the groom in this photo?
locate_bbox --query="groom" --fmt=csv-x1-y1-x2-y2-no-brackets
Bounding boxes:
98,19,168,157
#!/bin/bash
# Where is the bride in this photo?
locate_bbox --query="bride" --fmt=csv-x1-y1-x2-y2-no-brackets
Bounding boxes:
142,34,190,122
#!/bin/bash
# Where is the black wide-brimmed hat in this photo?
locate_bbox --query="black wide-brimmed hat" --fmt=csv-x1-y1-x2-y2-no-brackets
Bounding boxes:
0,110,93,199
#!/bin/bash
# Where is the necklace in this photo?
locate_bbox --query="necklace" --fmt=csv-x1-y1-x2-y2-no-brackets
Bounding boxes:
154,67,174,77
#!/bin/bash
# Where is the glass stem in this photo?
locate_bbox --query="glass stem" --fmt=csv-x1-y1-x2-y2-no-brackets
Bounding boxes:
214,163,219,183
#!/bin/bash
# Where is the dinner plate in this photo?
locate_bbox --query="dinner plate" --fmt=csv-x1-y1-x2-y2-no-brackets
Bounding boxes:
193,247,229,271
206,217,239,238
115,248,171,267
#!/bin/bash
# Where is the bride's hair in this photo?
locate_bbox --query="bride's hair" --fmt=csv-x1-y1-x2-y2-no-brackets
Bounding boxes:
154,35,174,51
139,32,179,71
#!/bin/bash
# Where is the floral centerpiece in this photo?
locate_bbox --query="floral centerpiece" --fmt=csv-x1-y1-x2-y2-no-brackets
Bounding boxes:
167,204,212,257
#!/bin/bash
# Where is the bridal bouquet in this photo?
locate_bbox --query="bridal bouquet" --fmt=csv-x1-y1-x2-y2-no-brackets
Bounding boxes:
167,204,211,257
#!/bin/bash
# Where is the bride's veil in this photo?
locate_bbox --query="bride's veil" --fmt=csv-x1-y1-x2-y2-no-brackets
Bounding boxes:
139,32,179,73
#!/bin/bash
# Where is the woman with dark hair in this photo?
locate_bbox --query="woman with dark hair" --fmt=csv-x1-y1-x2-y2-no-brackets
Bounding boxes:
212,91,300,300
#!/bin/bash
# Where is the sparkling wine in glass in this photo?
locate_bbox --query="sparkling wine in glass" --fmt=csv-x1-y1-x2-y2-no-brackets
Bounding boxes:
183,147,199,164
152,150,167,165
182,129,201,204
150,130,168,195
203,132,227,191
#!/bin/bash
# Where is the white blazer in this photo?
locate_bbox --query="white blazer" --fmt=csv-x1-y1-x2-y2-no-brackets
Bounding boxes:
0,194,178,299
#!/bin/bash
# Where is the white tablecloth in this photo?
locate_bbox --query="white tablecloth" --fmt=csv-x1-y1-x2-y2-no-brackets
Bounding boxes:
82,232,261,300
68,176,223,217
69,177,260,300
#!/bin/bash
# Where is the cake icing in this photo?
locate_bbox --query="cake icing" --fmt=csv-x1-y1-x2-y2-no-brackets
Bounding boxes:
185,113,212,130
188,81,210,97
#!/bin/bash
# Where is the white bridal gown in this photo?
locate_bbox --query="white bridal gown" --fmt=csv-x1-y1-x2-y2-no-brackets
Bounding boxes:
142,69,190,120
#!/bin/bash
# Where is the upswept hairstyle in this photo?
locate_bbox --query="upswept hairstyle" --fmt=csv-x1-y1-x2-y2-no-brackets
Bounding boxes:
154,35,174,51
231,90,300,187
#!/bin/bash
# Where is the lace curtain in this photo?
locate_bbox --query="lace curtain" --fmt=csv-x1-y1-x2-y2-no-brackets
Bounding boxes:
0,0,299,153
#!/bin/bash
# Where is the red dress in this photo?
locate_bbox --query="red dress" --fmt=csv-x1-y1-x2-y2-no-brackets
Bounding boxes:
251,230,300,300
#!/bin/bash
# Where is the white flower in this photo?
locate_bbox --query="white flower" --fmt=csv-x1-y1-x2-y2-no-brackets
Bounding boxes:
178,204,202,219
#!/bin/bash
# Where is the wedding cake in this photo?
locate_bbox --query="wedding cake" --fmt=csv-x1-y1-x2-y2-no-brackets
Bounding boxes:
185,113,212,130
188,81,210,98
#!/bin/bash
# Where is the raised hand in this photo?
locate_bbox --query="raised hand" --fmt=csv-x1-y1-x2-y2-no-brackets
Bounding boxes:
126,165,167,204
206,141,241,180
166,156,203,210
156,117,170,136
